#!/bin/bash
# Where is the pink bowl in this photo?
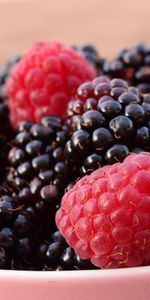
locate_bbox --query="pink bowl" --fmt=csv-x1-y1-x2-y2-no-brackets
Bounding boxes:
0,267,150,300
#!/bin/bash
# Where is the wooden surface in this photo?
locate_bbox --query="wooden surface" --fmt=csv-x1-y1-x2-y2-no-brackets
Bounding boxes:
0,0,150,62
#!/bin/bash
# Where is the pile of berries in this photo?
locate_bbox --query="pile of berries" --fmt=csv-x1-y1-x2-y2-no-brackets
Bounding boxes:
0,41,150,271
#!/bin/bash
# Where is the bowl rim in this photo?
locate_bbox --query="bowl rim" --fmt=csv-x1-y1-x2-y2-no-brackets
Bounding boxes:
0,266,150,280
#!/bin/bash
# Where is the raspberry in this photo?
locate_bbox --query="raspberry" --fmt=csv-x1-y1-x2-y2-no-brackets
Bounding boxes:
56,152,150,269
6,42,96,129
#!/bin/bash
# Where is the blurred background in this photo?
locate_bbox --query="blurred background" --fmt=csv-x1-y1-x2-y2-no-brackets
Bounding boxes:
0,0,150,61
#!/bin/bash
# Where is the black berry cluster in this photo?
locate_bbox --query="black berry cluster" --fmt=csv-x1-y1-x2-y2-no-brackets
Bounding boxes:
0,190,97,271
7,116,73,207
0,189,96,270
102,43,150,93
0,116,96,270
0,190,40,270
66,76,150,176
34,230,98,271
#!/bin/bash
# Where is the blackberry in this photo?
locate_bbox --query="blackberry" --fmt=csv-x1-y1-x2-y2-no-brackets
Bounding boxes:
0,99,15,182
0,55,20,181
72,44,103,74
0,54,21,99
2,116,78,270
0,248,11,269
65,76,150,176
102,43,150,93
0,97,15,181
1,143,97,272
0,191,38,270
36,230,98,271
0,191,67,270
7,116,74,212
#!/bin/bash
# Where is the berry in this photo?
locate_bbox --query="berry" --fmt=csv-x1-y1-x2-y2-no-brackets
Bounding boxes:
0,56,18,181
7,117,78,235
0,248,11,269
56,152,150,269
0,165,97,271
72,43,103,73
0,189,88,271
0,228,16,248
2,115,80,270
0,191,38,270
35,230,97,271
65,76,150,176
0,53,21,99
6,42,96,129
102,43,150,93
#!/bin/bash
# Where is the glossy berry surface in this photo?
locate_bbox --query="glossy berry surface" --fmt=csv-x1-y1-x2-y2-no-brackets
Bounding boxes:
66,76,150,176
6,42,96,129
102,43,150,93
56,152,150,269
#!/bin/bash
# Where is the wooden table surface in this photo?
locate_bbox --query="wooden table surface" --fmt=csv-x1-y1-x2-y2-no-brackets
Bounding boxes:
0,0,150,62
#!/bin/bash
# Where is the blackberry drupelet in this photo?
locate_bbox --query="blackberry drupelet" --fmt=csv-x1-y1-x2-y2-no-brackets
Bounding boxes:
102,43,150,93
65,76,150,177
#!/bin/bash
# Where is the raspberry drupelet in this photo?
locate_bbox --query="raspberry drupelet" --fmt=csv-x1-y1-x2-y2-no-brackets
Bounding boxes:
56,152,150,269
6,42,96,129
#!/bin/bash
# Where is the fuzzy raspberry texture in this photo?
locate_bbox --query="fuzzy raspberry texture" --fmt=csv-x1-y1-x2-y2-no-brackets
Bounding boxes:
56,152,150,269
6,42,96,129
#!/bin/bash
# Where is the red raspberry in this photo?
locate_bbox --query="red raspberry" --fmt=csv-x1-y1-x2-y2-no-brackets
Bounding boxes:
6,42,96,129
56,152,150,269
